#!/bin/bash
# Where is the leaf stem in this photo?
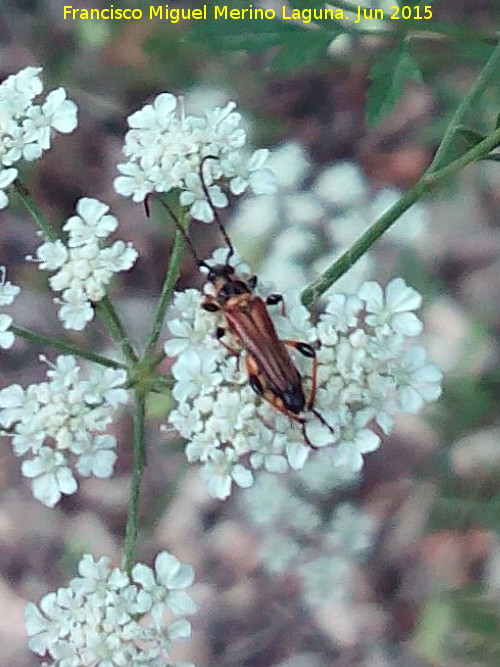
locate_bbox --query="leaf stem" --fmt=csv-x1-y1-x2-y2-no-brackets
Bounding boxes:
427,42,500,172
301,125,500,307
124,390,146,575
143,228,185,359
14,180,57,240
11,325,127,369
95,296,138,364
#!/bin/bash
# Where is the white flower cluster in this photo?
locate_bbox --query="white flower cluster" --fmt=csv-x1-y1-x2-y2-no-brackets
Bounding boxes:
242,473,375,605
0,355,128,507
114,92,276,221
35,197,138,330
0,66,77,209
25,551,197,667
0,265,20,349
165,253,442,499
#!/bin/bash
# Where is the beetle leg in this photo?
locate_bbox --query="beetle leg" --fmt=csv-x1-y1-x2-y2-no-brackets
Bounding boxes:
214,326,241,369
266,293,285,315
201,295,220,312
280,341,336,441
245,354,318,449
282,339,318,410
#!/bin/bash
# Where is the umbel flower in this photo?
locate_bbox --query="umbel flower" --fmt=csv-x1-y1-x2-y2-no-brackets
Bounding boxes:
165,251,443,499
114,92,276,221
0,265,20,349
0,66,78,208
35,197,138,330
0,355,128,506
25,551,197,667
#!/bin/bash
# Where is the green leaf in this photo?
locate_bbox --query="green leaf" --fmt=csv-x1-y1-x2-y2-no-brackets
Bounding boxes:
366,41,423,128
413,599,453,664
495,111,500,129
269,31,334,73
453,597,499,636
188,0,342,70
190,12,295,53
456,125,486,147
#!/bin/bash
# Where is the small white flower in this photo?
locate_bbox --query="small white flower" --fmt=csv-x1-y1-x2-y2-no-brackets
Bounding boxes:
0,265,21,305
40,87,78,134
114,161,156,201
392,345,443,412
63,197,118,246
224,148,276,196
133,551,196,625
0,314,14,349
333,410,380,472
320,293,363,333
35,198,137,331
87,367,129,407
249,429,288,473
0,67,77,192
201,449,254,499
36,239,69,270
0,67,43,111
179,173,228,222
26,551,197,665
171,348,223,402
1,355,128,506
358,277,423,336
0,167,17,209
74,433,117,478
21,447,78,507
57,287,94,330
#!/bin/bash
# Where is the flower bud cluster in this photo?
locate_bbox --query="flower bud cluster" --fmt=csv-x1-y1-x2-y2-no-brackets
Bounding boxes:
0,355,128,506
114,92,276,221
0,266,20,349
0,66,77,208
35,197,138,330
25,551,197,667
165,251,443,499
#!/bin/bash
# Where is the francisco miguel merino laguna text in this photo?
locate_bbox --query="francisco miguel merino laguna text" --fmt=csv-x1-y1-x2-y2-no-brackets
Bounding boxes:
63,4,353,23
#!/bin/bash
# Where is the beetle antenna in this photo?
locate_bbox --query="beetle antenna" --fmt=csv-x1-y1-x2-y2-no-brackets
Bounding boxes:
154,196,211,271
199,155,235,265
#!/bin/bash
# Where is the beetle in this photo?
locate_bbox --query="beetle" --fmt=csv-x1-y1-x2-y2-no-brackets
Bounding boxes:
153,158,335,447
200,259,325,444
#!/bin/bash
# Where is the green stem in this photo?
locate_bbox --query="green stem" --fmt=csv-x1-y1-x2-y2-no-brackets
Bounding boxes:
95,296,138,364
123,390,146,575
14,180,57,240
11,325,127,369
427,42,500,172
301,125,500,307
143,229,185,359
